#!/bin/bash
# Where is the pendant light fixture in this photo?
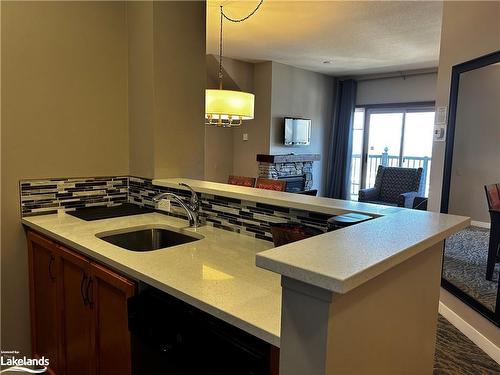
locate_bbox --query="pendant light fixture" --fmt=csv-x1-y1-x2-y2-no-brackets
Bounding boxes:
205,1,263,127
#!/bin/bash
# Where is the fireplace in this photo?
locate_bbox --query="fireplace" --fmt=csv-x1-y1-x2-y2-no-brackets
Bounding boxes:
256,154,320,192
278,175,306,193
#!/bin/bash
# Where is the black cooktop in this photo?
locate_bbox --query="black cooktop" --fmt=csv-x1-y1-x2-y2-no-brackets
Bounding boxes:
68,203,153,221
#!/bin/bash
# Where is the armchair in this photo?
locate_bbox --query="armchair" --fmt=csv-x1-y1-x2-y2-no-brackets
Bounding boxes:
358,166,423,208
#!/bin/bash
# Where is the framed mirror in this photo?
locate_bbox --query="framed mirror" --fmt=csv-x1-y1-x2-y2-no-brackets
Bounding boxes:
441,50,500,325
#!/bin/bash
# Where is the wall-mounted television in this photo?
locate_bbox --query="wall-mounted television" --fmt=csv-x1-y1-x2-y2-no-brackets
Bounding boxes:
284,117,311,146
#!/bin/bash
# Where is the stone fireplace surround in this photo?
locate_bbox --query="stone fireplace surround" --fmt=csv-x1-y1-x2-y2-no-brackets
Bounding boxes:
256,154,321,191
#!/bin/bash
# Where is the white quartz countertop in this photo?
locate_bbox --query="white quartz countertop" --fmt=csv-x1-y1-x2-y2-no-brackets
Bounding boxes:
22,179,471,347
153,178,470,294
257,209,470,293
22,213,281,347
152,178,401,217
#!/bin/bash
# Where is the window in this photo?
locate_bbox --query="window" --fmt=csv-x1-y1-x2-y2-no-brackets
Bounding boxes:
349,104,434,201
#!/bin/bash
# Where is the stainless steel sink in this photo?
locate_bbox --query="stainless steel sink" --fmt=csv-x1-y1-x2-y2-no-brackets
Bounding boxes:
96,226,202,252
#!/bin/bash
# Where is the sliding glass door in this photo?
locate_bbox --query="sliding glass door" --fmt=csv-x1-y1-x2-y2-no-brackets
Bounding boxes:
401,111,434,196
349,108,365,199
349,105,434,201
364,111,404,188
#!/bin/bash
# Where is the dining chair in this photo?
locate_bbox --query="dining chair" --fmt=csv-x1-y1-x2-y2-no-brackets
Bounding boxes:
255,178,287,192
227,175,256,187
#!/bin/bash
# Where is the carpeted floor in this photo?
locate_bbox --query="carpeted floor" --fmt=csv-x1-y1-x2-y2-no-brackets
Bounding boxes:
434,315,500,374
443,226,499,311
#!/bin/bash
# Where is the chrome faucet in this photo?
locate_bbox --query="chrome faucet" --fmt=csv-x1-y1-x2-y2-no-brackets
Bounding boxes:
152,183,201,227
179,182,200,213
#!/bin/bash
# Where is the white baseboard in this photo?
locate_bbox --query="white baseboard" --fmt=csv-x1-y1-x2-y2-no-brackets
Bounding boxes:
471,220,491,229
439,301,500,364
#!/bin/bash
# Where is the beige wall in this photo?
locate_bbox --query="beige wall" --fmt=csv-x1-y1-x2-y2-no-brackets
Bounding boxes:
232,61,273,178
428,1,500,212
204,126,234,182
128,1,155,178
1,0,206,354
128,1,206,179
356,73,437,105
206,55,255,93
153,1,205,179
1,1,129,354
270,62,334,195
448,64,500,222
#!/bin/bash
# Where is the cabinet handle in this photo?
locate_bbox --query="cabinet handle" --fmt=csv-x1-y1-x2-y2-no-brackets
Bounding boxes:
80,273,88,306
86,277,93,308
48,255,56,282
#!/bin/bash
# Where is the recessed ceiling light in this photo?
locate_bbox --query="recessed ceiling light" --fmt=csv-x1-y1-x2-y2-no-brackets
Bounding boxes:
323,60,333,64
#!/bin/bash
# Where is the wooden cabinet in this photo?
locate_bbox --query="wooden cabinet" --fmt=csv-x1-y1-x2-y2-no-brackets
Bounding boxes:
28,230,274,374
28,232,62,375
58,245,92,375
27,230,136,375
90,262,135,375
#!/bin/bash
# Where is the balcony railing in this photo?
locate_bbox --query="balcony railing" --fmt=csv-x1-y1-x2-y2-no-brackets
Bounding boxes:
350,152,431,201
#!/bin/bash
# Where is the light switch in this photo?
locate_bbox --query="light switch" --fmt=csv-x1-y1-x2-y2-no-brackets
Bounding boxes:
433,125,446,142
243,133,249,141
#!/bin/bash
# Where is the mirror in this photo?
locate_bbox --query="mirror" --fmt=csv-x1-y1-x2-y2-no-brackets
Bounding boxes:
441,50,500,324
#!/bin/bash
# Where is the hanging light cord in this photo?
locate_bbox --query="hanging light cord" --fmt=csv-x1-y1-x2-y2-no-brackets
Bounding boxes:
221,0,264,23
218,6,224,87
218,0,264,87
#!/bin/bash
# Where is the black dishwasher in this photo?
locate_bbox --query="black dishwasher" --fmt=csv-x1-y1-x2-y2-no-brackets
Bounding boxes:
128,287,274,375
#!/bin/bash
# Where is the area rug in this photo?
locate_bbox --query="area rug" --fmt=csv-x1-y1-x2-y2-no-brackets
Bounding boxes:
443,226,499,311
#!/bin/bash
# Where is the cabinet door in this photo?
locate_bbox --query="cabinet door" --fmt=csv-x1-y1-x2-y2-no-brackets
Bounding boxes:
27,231,61,375
57,245,92,375
89,262,135,375
270,346,280,375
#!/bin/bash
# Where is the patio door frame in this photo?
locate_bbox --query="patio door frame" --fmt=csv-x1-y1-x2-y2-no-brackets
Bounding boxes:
358,101,435,190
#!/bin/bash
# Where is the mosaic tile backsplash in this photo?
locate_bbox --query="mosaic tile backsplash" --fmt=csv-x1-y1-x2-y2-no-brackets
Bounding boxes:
21,176,332,242
128,177,331,242
20,176,128,216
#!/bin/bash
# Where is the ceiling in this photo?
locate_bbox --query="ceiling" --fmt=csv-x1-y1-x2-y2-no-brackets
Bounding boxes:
207,1,443,76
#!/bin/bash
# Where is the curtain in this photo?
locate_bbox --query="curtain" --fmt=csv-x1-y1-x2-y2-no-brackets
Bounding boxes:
325,79,357,199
